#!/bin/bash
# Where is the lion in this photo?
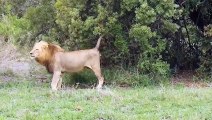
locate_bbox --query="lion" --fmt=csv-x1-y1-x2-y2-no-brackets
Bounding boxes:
30,36,104,90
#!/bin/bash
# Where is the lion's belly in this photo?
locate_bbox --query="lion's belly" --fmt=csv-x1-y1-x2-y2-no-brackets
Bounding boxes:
59,56,86,73
62,65,84,73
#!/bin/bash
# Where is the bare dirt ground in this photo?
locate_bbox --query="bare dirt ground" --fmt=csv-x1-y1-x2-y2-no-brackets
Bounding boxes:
171,70,211,88
0,37,48,82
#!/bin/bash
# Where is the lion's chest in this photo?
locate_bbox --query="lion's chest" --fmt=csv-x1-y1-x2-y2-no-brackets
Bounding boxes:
46,63,54,73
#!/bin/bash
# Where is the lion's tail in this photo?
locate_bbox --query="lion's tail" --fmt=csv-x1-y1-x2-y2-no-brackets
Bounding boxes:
95,35,103,50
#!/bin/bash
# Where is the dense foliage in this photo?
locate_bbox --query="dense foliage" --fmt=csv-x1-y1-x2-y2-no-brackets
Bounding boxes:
0,0,211,78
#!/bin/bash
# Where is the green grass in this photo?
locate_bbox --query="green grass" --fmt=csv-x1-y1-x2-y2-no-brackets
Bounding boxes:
0,80,211,120
62,68,170,87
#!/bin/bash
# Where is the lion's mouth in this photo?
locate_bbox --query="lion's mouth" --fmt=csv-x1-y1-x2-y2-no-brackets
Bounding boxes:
30,55,35,59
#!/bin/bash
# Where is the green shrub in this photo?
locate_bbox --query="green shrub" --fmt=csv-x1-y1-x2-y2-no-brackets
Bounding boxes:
1,0,212,82
0,15,30,43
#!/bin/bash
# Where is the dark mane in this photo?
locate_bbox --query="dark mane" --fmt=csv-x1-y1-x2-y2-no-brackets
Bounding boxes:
48,44,64,56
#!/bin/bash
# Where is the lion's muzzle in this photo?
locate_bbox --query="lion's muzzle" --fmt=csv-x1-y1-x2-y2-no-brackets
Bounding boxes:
30,52,35,59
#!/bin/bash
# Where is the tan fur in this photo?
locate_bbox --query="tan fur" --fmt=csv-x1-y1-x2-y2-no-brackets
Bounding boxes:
30,37,104,90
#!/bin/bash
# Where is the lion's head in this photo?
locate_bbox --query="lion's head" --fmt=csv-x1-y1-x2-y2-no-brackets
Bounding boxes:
30,41,64,66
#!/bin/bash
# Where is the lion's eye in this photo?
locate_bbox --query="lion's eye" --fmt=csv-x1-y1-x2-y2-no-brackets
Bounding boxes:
36,49,39,50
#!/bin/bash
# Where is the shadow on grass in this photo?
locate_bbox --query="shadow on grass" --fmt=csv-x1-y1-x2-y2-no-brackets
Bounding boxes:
62,68,171,89
0,68,171,90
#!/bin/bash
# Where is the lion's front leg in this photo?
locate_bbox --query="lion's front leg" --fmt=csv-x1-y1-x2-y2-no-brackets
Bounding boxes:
51,71,61,91
57,77,63,90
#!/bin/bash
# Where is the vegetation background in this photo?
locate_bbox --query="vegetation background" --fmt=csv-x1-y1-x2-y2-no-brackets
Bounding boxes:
0,0,212,83
0,1,212,120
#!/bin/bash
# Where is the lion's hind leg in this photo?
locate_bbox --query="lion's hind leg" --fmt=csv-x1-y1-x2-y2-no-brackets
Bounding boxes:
91,64,104,90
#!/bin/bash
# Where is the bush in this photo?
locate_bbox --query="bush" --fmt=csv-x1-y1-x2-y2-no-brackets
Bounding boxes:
1,0,212,82
0,15,30,44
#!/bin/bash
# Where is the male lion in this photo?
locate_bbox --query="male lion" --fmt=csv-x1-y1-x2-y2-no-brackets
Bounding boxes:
30,36,104,90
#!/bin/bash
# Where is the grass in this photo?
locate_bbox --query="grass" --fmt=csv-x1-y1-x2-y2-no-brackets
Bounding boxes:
0,69,17,77
0,79,211,120
62,68,170,88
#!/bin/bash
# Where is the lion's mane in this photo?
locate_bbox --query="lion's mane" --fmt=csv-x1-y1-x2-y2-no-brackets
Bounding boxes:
35,44,64,72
